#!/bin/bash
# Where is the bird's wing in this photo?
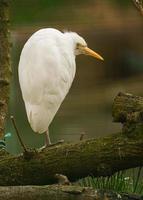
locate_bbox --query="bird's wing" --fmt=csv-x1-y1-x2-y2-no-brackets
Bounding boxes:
19,32,75,133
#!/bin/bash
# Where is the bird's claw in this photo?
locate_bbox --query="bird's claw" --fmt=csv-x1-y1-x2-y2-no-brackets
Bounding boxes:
39,139,64,151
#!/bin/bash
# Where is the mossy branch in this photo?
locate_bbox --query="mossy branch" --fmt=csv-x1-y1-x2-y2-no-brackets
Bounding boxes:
0,92,142,186
0,185,142,200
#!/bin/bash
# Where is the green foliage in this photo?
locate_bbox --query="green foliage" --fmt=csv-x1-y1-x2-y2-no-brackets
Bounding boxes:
78,167,143,195
11,0,93,26
11,0,133,27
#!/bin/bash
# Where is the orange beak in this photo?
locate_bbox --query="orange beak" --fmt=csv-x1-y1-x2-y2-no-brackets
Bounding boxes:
83,47,104,61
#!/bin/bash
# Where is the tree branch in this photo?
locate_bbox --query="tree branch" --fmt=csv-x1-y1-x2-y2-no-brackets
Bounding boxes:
0,0,11,138
0,185,142,200
132,0,143,16
0,92,142,186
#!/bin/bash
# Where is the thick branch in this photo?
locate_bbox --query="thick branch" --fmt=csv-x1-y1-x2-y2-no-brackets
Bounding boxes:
0,93,142,186
0,185,142,200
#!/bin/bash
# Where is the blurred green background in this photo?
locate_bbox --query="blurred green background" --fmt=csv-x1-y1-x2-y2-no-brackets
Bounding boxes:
6,0,143,154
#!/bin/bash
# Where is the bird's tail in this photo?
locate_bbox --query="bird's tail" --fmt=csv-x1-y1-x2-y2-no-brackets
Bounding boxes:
25,103,51,134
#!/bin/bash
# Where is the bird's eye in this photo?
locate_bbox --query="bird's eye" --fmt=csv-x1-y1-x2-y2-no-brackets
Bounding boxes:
76,43,80,49
76,43,87,50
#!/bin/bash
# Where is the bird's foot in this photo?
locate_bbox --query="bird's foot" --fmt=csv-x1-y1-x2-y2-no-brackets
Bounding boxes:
48,139,64,147
39,139,64,151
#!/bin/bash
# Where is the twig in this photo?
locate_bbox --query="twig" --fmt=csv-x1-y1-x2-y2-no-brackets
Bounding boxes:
132,0,143,16
80,132,86,141
10,115,28,153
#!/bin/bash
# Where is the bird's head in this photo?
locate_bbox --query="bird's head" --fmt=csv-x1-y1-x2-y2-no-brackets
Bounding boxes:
65,32,104,61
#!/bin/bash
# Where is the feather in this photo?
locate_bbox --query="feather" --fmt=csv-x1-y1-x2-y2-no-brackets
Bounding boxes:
19,28,76,133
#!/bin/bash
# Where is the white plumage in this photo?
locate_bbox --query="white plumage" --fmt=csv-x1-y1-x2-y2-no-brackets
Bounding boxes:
18,28,103,145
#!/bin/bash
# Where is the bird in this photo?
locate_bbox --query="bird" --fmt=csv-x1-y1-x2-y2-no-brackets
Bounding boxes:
18,28,104,148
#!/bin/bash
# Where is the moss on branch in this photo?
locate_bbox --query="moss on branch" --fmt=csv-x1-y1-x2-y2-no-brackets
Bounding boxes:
0,185,142,200
0,93,142,185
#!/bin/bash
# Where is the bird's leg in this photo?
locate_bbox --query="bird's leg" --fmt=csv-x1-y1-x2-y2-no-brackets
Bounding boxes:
39,130,51,150
40,130,64,151
45,130,65,147
45,130,51,147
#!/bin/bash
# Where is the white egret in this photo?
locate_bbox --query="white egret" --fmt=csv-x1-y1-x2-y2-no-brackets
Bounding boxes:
18,28,104,147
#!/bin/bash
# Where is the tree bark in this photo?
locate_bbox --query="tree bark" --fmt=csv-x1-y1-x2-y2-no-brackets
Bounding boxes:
0,185,142,200
112,92,143,123
0,92,142,186
0,0,11,138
